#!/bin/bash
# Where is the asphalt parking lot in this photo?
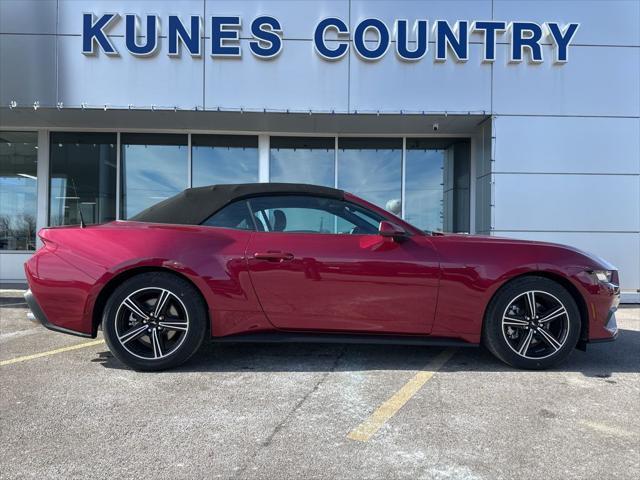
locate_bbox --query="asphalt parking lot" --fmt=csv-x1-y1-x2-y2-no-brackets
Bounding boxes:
1,289,639,480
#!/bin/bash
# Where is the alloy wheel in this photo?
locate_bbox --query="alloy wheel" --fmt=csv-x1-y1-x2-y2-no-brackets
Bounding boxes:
501,290,570,360
114,287,190,360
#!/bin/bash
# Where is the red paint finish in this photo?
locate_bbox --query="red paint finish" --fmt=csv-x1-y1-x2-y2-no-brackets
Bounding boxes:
25,192,619,346
27,223,268,337
246,231,440,334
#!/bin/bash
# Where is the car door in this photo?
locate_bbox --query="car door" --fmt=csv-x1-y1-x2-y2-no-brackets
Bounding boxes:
245,195,440,335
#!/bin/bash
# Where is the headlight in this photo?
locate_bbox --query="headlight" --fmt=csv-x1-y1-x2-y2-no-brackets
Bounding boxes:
590,269,613,283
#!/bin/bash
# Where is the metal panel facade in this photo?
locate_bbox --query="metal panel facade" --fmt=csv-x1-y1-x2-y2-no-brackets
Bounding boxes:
493,0,640,47
492,45,640,117
0,35,57,107
204,40,350,112
0,0,57,35
493,173,639,232
493,117,640,175
57,36,205,109
348,44,491,113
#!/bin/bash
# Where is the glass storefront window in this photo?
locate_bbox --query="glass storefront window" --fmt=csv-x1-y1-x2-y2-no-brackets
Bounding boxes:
405,140,445,232
49,133,117,226
0,132,38,251
270,137,334,187
27,132,469,235
192,135,258,187
337,138,402,213
120,133,188,219
443,142,471,233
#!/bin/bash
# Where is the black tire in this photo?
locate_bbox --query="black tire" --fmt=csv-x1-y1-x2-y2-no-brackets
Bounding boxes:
102,272,207,371
482,276,581,370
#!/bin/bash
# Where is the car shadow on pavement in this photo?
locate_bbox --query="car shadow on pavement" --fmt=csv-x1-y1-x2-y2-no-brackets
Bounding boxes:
94,328,640,378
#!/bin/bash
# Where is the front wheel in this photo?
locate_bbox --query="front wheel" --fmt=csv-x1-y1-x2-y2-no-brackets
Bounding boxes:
103,272,207,371
483,276,581,369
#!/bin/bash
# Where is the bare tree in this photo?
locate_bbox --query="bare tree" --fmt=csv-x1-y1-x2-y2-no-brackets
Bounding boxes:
0,215,10,249
21,214,37,249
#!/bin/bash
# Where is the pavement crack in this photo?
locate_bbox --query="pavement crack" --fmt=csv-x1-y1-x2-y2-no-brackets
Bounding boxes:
233,347,346,479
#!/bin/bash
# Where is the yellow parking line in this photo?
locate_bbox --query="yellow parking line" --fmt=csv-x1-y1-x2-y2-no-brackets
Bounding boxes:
0,339,105,366
347,348,457,442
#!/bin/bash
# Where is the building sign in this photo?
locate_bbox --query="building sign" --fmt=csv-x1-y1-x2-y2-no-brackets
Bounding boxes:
83,14,579,64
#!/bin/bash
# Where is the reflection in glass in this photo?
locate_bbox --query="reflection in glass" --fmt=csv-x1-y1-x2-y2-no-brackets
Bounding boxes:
202,200,254,230
405,140,445,232
270,137,334,187
50,132,117,226
192,135,258,187
337,138,402,212
443,142,471,233
247,195,383,234
121,134,187,219
0,132,38,250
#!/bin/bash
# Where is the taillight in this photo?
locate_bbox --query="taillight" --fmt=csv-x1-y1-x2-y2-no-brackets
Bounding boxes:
38,230,56,250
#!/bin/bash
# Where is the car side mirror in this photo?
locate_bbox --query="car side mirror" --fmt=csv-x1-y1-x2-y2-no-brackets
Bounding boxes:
378,221,408,241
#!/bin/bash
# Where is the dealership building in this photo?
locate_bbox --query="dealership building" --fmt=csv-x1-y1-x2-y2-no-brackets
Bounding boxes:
0,0,638,302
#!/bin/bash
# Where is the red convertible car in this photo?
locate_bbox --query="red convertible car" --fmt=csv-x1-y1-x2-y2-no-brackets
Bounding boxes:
24,183,619,371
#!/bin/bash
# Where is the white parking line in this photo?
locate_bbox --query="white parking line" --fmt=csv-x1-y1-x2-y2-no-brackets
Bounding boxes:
0,340,105,366
0,302,27,307
0,327,42,344
347,348,457,442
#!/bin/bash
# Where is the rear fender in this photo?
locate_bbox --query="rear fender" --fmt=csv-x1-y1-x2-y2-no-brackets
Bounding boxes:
85,258,212,336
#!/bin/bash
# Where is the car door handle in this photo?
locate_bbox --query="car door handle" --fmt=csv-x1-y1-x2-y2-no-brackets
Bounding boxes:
253,251,295,262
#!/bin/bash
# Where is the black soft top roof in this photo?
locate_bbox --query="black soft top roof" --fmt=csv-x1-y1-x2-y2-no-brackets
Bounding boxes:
130,183,345,225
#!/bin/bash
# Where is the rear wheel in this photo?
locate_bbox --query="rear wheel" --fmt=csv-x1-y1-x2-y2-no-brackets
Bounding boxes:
103,272,207,371
483,276,581,369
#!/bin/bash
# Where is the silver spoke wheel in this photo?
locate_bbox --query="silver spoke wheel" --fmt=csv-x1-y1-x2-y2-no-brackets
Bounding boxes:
114,287,190,361
501,290,570,360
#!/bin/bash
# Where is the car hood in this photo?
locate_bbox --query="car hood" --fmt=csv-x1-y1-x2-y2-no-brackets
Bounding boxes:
429,232,617,271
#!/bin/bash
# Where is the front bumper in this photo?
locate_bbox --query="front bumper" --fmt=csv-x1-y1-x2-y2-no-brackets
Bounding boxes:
589,307,619,343
24,289,92,338
587,280,620,344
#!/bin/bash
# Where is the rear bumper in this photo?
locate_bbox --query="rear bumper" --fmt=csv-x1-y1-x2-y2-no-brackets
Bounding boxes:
24,289,92,338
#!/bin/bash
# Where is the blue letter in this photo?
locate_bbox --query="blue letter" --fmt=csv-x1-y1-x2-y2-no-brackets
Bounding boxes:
125,14,159,56
314,17,349,60
249,16,283,58
82,13,118,55
547,22,579,63
510,22,543,62
354,18,390,61
211,16,241,57
168,16,201,57
472,21,506,62
395,20,428,61
435,20,468,61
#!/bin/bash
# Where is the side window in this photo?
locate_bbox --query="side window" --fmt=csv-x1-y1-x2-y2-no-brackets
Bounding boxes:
201,201,255,230
247,195,383,235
